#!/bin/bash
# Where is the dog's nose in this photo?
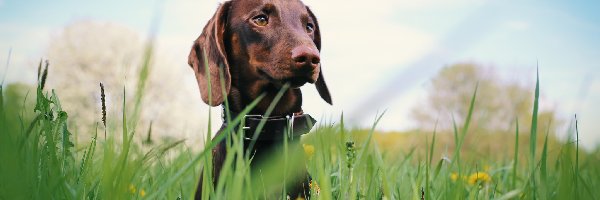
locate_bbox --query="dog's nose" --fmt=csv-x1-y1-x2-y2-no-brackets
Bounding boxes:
291,46,320,69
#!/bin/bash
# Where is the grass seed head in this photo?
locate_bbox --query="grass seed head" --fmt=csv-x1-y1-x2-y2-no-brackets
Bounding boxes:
346,141,356,169
40,60,49,90
36,59,42,81
100,82,106,127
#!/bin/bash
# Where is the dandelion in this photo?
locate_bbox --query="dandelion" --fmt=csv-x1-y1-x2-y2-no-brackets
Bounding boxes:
450,172,459,182
129,184,146,197
140,189,146,197
467,172,492,185
303,144,315,159
449,172,467,182
129,184,137,194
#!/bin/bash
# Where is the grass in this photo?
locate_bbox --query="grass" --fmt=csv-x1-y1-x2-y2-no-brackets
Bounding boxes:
1,58,599,200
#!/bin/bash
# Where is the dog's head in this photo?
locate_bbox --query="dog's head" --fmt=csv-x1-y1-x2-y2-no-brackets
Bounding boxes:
188,0,332,106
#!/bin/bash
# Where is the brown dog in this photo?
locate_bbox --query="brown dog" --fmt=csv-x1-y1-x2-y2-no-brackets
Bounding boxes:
188,0,332,198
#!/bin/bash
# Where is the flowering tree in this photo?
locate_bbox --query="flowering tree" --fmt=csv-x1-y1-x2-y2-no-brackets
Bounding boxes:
45,20,206,142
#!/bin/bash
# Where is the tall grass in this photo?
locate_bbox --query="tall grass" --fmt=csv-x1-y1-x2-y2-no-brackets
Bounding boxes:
1,57,599,199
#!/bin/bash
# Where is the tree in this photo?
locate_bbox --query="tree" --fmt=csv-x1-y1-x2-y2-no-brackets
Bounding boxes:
44,20,207,140
412,62,558,133
46,21,142,133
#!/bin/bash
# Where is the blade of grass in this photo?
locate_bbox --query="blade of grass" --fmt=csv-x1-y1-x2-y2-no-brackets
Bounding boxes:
201,49,214,200
540,120,551,183
452,83,478,170
113,87,135,199
512,117,519,189
425,121,437,200
539,123,550,199
494,189,521,200
356,110,387,165
129,35,154,129
1,48,12,85
575,114,580,200
0,85,3,126
77,123,98,184
146,93,264,199
451,114,459,170
529,66,540,199
246,83,291,154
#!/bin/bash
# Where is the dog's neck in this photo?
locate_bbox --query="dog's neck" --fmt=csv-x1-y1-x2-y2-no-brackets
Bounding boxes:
223,84,315,143
226,84,303,116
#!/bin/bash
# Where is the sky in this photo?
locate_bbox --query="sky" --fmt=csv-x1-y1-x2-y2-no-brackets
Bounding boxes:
1,0,599,148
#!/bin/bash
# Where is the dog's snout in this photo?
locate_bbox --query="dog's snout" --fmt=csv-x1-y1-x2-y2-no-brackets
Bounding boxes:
291,46,320,69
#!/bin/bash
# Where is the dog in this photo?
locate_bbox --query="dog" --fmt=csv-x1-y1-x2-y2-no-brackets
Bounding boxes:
187,0,332,198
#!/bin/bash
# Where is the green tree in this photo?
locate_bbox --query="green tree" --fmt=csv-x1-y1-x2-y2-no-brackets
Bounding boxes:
412,62,558,133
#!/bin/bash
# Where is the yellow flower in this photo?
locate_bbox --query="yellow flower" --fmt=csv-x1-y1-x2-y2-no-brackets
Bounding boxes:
140,189,146,197
129,184,137,194
450,172,459,182
303,144,315,159
450,172,467,182
467,172,492,185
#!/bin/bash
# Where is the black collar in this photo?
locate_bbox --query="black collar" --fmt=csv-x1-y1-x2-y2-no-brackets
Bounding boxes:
222,106,316,141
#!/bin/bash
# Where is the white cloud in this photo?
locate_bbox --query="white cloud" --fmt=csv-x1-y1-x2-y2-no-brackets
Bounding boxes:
0,22,53,84
506,20,530,30
591,78,600,93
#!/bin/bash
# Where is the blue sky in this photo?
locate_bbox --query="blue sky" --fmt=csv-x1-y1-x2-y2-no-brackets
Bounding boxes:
1,0,599,148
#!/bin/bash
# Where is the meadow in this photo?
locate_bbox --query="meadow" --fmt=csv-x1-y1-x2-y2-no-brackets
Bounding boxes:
1,61,599,200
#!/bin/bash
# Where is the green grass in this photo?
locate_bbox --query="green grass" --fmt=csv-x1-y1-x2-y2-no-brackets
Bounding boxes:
1,60,599,200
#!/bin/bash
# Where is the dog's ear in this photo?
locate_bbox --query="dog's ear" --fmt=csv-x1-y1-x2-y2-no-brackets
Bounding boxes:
188,2,231,106
307,6,332,105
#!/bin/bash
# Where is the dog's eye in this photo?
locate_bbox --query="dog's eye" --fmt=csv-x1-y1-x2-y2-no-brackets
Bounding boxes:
306,23,314,33
252,15,269,26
